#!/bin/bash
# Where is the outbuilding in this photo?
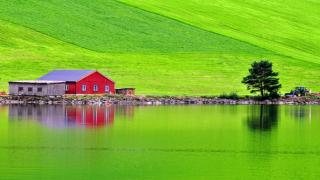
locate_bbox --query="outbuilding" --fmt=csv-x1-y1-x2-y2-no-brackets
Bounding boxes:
9,80,65,96
116,88,135,96
37,70,115,95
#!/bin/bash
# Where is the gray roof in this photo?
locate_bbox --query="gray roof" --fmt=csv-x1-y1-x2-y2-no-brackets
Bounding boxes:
9,80,65,84
37,70,95,82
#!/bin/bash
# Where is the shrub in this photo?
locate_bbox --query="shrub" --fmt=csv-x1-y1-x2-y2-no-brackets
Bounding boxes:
218,93,228,99
229,92,240,100
219,92,239,100
268,91,281,99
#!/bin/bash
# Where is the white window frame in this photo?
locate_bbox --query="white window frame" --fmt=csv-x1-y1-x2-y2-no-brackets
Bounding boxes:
105,85,110,92
65,84,69,91
93,84,98,92
82,85,87,91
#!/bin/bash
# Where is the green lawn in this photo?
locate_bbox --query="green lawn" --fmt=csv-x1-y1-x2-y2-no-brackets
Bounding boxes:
0,0,319,95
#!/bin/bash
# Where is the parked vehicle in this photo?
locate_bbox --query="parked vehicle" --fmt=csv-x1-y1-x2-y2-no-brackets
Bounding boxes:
285,87,310,97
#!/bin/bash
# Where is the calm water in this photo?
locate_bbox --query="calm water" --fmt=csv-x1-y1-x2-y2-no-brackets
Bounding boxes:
0,104,320,179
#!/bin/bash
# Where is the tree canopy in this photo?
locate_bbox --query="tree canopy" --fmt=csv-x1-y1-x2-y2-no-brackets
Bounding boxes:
242,60,281,97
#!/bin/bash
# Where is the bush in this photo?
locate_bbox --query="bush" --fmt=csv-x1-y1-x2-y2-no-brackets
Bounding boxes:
268,91,281,99
218,93,228,99
251,92,281,101
219,92,239,100
200,95,215,99
229,92,240,100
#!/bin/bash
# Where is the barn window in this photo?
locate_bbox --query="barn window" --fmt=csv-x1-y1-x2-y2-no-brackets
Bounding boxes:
105,85,109,92
82,85,87,91
37,87,42,92
93,84,98,92
28,87,33,92
18,87,23,91
65,85,69,91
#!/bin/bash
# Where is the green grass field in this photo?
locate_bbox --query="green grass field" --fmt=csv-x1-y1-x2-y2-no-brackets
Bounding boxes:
0,0,319,95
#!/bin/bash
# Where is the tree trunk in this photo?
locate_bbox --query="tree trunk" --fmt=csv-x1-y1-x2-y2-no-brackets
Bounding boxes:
260,82,264,97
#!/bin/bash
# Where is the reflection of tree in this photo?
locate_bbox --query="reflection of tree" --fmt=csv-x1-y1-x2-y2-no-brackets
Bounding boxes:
247,105,279,131
287,106,310,121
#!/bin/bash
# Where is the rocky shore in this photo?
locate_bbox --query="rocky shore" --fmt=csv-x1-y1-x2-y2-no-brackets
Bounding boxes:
1,95,320,105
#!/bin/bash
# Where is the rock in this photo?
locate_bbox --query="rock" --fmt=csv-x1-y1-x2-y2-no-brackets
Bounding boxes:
1,95,320,105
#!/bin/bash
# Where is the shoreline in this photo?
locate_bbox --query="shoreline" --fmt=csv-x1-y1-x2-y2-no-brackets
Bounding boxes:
1,95,320,105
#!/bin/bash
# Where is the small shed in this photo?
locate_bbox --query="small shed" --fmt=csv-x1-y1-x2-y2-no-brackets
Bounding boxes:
116,88,135,96
9,80,65,96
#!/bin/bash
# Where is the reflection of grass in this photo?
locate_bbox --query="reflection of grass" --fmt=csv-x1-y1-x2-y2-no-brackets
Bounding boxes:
0,106,8,138
0,0,319,95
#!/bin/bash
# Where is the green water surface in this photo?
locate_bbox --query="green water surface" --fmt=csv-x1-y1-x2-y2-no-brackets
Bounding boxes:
0,105,320,179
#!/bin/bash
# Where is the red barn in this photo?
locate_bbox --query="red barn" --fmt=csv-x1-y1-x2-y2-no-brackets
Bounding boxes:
38,70,115,95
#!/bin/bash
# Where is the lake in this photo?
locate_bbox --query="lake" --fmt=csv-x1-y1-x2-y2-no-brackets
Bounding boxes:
0,104,320,179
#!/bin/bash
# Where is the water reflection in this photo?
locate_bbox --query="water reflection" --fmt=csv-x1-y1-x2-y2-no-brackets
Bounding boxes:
286,106,312,121
246,105,279,131
9,105,134,128
115,105,135,119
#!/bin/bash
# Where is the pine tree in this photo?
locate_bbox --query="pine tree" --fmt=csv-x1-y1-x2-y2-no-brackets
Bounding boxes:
242,60,281,97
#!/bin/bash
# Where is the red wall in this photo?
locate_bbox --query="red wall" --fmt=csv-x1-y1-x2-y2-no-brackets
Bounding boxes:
65,82,76,94
65,71,115,95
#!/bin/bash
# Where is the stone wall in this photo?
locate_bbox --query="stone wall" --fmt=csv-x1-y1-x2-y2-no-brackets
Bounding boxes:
1,95,320,105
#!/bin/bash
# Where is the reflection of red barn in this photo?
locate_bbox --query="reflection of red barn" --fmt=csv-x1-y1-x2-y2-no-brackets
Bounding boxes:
65,106,114,127
38,70,115,95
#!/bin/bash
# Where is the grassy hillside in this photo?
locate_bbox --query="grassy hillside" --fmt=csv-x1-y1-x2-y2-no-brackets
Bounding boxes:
120,0,320,63
0,0,319,95
0,0,268,54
